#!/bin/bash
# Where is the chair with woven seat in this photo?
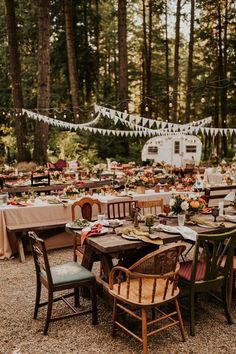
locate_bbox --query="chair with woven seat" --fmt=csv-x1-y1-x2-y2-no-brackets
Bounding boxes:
137,199,163,216
109,243,186,354
28,231,98,335
72,197,102,262
178,228,236,336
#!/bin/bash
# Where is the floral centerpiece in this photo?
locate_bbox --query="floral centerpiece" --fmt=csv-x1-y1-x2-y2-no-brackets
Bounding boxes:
63,185,79,198
225,176,234,186
169,194,206,215
169,194,189,214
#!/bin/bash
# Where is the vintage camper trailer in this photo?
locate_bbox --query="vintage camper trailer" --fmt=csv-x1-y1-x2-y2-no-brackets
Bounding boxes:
141,135,202,167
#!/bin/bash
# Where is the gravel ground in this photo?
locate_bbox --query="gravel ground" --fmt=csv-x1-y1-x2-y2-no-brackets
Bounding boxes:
1,248,236,354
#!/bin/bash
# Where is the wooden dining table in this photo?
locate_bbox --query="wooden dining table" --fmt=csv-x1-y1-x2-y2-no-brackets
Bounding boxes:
67,213,236,292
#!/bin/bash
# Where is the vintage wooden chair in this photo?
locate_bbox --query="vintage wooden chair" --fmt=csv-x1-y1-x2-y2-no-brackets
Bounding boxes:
107,200,137,219
109,244,186,354
178,228,236,336
137,199,163,216
71,197,102,262
28,231,98,335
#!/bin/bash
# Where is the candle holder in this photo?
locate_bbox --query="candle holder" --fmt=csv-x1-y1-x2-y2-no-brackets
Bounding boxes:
163,204,170,217
212,207,219,222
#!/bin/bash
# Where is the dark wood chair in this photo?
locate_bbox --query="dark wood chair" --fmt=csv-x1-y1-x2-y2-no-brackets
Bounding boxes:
28,231,98,335
107,200,137,219
72,197,102,262
109,244,186,354
178,228,236,336
202,185,236,207
31,172,50,186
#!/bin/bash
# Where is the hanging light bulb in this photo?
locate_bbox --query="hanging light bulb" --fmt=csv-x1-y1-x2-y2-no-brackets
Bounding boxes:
145,105,149,112
169,102,173,108
54,114,57,119
124,108,127,113
201,96,206,104
76,113,79,119
63,114,67,119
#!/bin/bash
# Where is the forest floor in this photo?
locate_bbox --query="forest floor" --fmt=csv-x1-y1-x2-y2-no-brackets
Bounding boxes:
1,247,236,354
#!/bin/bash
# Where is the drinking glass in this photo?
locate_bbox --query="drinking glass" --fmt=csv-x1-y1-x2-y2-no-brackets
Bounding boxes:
145,214,154,233
212,207,219,222
178,213,185,227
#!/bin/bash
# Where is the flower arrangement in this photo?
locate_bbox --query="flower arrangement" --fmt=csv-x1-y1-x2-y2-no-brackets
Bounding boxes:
166,175,177,186
63,185,79,195
182,176,196,187
169,194,206,214
188,195,206,214
169,194,189,214
225,176,234,186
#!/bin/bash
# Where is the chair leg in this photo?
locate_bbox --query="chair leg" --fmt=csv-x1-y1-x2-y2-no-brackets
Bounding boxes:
74,287,80,307
91,283,98,325
174,299,186,342
190,291,195,336
227,268,233,309
44,291,53,335
221,285,234,325
33,279,41,319
141,307,148,354
112,298,117,337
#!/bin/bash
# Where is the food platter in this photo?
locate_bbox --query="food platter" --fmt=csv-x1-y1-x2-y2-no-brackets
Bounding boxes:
66,219,91,230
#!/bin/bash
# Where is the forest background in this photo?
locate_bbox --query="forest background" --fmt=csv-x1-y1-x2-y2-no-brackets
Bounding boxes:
0,0,236,167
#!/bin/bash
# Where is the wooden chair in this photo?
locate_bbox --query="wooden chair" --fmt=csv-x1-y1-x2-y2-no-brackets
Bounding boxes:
178,228,236,336
109,244,186,354
71,197,102,262
107,200,137,219
137,199,163,216
28,231,98,335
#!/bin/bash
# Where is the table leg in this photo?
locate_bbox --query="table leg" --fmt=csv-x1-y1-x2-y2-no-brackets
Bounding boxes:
100,254,114,282
16,232,25,263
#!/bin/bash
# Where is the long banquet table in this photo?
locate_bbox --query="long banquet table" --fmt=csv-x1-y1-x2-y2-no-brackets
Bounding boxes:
0,189,196,260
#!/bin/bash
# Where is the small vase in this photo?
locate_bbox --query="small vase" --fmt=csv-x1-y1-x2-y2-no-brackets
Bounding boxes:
136,186,146,194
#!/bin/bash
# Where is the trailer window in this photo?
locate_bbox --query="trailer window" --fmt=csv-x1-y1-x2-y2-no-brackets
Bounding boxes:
186,145,196,153
148,146,158,154
174,141,180,154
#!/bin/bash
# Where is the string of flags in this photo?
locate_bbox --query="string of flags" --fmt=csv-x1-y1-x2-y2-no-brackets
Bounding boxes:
22,105,235,137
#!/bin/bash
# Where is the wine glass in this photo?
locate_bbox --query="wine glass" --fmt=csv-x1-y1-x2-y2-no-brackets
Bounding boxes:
212,207,219,222
163,204,170,217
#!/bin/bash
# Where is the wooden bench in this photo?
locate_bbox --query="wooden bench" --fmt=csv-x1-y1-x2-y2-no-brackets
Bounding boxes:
6,221,67,263
203,185,236,207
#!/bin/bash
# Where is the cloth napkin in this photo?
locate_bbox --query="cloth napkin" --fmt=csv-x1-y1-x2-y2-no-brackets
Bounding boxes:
7,201,34,207
80,223,103,246
155,224,197,242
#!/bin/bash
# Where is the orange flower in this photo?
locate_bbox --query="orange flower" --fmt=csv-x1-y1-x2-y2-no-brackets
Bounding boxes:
190,200,199,209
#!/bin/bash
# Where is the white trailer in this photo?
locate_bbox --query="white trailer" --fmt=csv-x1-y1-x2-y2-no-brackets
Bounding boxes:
141,135,202,167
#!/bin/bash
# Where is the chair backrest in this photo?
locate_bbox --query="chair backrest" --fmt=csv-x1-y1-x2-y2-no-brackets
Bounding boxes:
31,172,50,186
203,185,236,207
191,228,236,283
107,200,137,219
137,199,163,215
109,243,186,304
71,197,102,221
28,231,53,286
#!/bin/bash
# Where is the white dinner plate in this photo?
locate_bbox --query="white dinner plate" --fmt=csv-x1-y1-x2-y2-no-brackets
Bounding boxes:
121,234,138,241
223,215,236,223
66,222,91,230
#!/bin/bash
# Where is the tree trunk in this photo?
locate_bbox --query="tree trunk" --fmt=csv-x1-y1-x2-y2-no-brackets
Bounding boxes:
219,0,228,156
33,0,50,165
64,0,80,123
84,1,92,102
171,0,181,123
146,0,153,116
118,0,128,111
94,0,100,95
164,0,170,122
5,0,30,162
185,0,195,123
